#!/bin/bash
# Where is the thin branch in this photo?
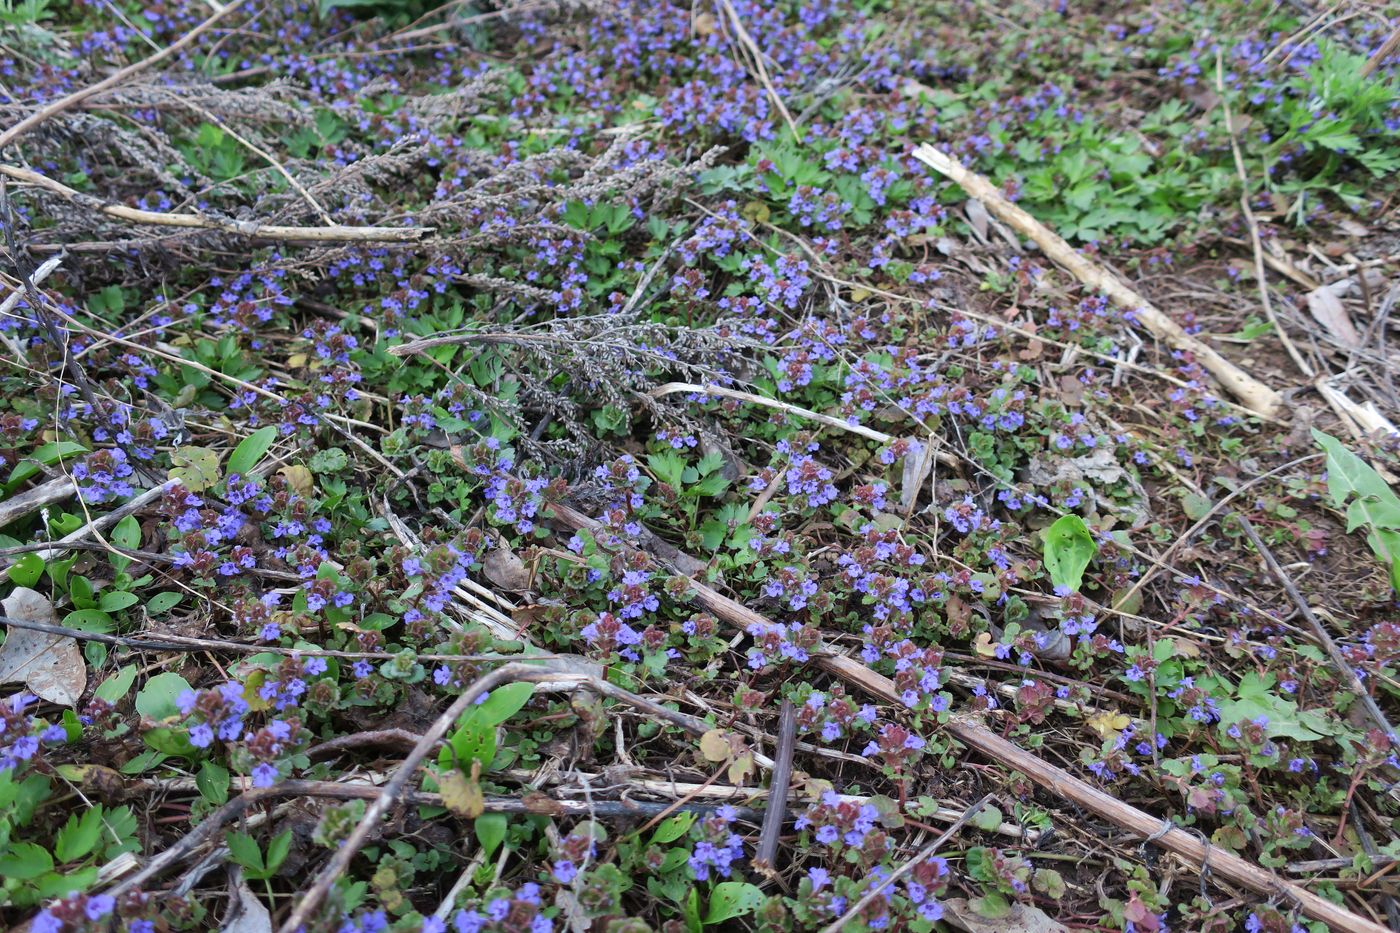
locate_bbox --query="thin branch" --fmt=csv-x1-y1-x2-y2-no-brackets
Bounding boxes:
753,699,796,870
650,381,956,467
0,163,430,243
278,661,604,931
1236,515,1396,743
1215,50,1314,379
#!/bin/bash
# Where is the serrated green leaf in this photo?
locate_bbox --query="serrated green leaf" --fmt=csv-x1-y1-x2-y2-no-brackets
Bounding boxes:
55,805,104,863
226,831,264,873
168,446,222,492
0,842,53,879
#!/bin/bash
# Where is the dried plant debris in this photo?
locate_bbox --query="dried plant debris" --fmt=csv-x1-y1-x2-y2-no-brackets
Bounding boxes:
0,0,1397,932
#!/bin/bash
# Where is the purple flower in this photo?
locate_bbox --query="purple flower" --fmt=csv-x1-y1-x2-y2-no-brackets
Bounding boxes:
85,894,115,920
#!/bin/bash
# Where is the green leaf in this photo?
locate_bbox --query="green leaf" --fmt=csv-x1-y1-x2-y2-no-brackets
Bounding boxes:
1042,514,1097,592
969,891,1012,918
135,672,193,720
650,811,697,845
646,451,686,488
110,514,140,551
474,682,535,726
970,804,1004,832
309,447,348,474
7,552,44,587
441,720,496,772
142,726,196,758
94,665,137,703
109,514,139,571
264,829,292,875
228,426,277,478
7,440,88,487
168,446,222,492
1314,429,1400,591
146,592,183,615
197,760,230,805
119,749,166,774
69,573,95,608
55,805,104,863
683,888,702,933
33,866,98,899
703,882,764,925
64,608,114,633
98,591,139,612
226,831,264,873
474,812,508,857
0,842,53,879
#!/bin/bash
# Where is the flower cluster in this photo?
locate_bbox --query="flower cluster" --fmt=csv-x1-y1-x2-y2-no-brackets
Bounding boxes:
794,792,892,863
0,693,66,772
687,804,746,881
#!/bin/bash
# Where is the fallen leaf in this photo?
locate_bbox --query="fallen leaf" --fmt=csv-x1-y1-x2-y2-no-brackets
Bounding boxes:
899,442,934,513
964,198,990,242
1305,285,1361,348
222,874,273,933
0,587,85,706
943,898,1069,932
167,446,222,492
278,465,314,498
483,544,530,593
727,752,755,785
972,631,997,658
1085,710,1131,743
439,766,485,818
699,729,732,762
1169,637,1202,659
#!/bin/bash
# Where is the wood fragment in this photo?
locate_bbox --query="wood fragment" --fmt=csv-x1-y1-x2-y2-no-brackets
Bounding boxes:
753,699,796,871
911,144,1283,418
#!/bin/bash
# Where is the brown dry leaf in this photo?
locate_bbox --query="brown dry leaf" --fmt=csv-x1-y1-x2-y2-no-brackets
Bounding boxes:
1305,285,1361,348
1169,637,1202,659
1084,710,1131,743
727,752,755,785
438,767,485,818
222,875,273,933
0,587,85,706
699,729,731,762
964,198,991,242
278,464,314,498
483,545,530,593
972,631,997,658
943,898,1069,933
